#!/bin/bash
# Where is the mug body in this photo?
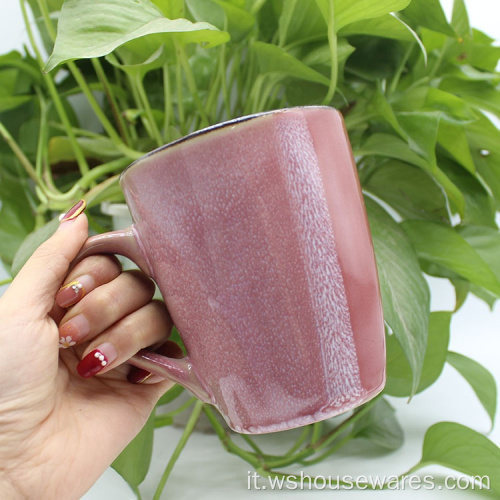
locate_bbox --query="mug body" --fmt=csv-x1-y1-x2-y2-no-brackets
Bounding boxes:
121,106,385,433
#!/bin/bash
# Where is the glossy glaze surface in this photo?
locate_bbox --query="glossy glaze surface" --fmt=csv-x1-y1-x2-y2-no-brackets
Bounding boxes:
122,107,385,433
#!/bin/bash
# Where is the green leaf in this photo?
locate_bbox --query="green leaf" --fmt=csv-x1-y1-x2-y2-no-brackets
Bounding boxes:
252,41,330,86
11,218,59,276
466,113,500,207
440,79,500,118
451,0,470,38
437,121,476,174
424,88,476,124
357,133,427,170
365,197,430,396
106,44,169,77
402,0,456,37
112,409,155,490
0,96,33,113
339,14,414,41
318,0,411,33
402,220,500,297
357,133,466,216
385,312,451,397
397,112,439,167
364,160,449,223
44,0,229,72
447,351,497,429
451,278,469,311
412,422,500,494
371,87,407,139
151,0,185,18
279,0,326,47
466,30,500,73
157,384,185,406
346,36,404,81
458,226,500,284
0,173,35,265
352,398,404,450
186,0,256,43
302,39,355,70
439,158,496,228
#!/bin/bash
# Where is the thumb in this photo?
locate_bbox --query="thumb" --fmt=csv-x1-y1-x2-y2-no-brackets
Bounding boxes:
8,200,89,316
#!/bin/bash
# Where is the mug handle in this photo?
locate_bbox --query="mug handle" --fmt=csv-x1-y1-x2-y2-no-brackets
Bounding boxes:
74,225,212,403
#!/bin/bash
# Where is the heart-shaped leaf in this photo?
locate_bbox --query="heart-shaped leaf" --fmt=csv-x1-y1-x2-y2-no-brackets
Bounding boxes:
447,351,497,429
411,422,500,494
44,0,229,72
365,197,430,396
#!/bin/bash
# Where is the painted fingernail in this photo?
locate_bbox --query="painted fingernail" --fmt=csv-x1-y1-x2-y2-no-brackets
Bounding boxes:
77,343,117,378
127,366,154,384
56,275,94,308
58,314,90,348
59,199,86,224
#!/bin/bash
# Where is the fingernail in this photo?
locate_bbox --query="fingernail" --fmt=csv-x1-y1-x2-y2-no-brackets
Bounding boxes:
77,343,117,378
58,314,90,348
56,275,94,308
59,199,86,224
127,366,154,384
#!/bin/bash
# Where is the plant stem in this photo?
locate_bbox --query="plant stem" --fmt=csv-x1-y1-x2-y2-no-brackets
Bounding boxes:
217,35,231,121
300,433,354,466
264,394,382,470
286,426,311,456
322,0,338,105
177,42,209,128
0,278,13,287
388,42,414,95
21,0,89,176
77,157,130,189
91,58,132,146
162,63,172,142
157,396,196,422
67,60,124,145
241,435,265,457
36,0,127,150
153,400,204,500
34,88,47,179
0,120,43,188
203,406,261,467
134,74,163,147
175,53,185,134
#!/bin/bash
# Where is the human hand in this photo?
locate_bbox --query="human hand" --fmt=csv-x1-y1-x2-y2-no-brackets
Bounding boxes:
0,202,178,499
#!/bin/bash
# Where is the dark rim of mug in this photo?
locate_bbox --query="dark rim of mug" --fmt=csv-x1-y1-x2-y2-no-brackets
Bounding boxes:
120,105,335,180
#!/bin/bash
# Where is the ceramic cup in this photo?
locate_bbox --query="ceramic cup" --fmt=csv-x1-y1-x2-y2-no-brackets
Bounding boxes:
76,106,385,434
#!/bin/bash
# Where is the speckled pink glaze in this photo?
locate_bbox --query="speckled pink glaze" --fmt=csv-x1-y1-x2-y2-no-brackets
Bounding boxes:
79,107,385,434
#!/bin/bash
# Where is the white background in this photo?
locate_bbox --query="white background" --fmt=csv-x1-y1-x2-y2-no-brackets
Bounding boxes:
0,1,499,499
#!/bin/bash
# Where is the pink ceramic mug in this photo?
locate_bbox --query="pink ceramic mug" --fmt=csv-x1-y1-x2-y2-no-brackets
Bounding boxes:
76,106,385,434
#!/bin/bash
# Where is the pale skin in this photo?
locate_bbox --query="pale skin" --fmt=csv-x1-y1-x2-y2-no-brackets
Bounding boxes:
0,211,177,499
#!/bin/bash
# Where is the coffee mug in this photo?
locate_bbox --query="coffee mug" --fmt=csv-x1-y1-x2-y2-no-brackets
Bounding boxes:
76,106,385,434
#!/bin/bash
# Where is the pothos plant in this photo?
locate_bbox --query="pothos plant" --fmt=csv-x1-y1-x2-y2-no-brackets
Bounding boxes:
0,0,499,497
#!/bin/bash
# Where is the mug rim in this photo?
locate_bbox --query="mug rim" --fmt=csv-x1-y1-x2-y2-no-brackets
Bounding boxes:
120,105,335,181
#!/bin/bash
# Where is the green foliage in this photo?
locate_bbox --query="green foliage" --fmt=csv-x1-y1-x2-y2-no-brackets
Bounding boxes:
447,351,497,429
0,0,499,496
112,410,156,493
411,422,500,494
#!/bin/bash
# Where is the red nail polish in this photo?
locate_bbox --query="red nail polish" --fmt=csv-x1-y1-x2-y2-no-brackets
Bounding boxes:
77,349,109,378
127,366,154,384
60,199,86,223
